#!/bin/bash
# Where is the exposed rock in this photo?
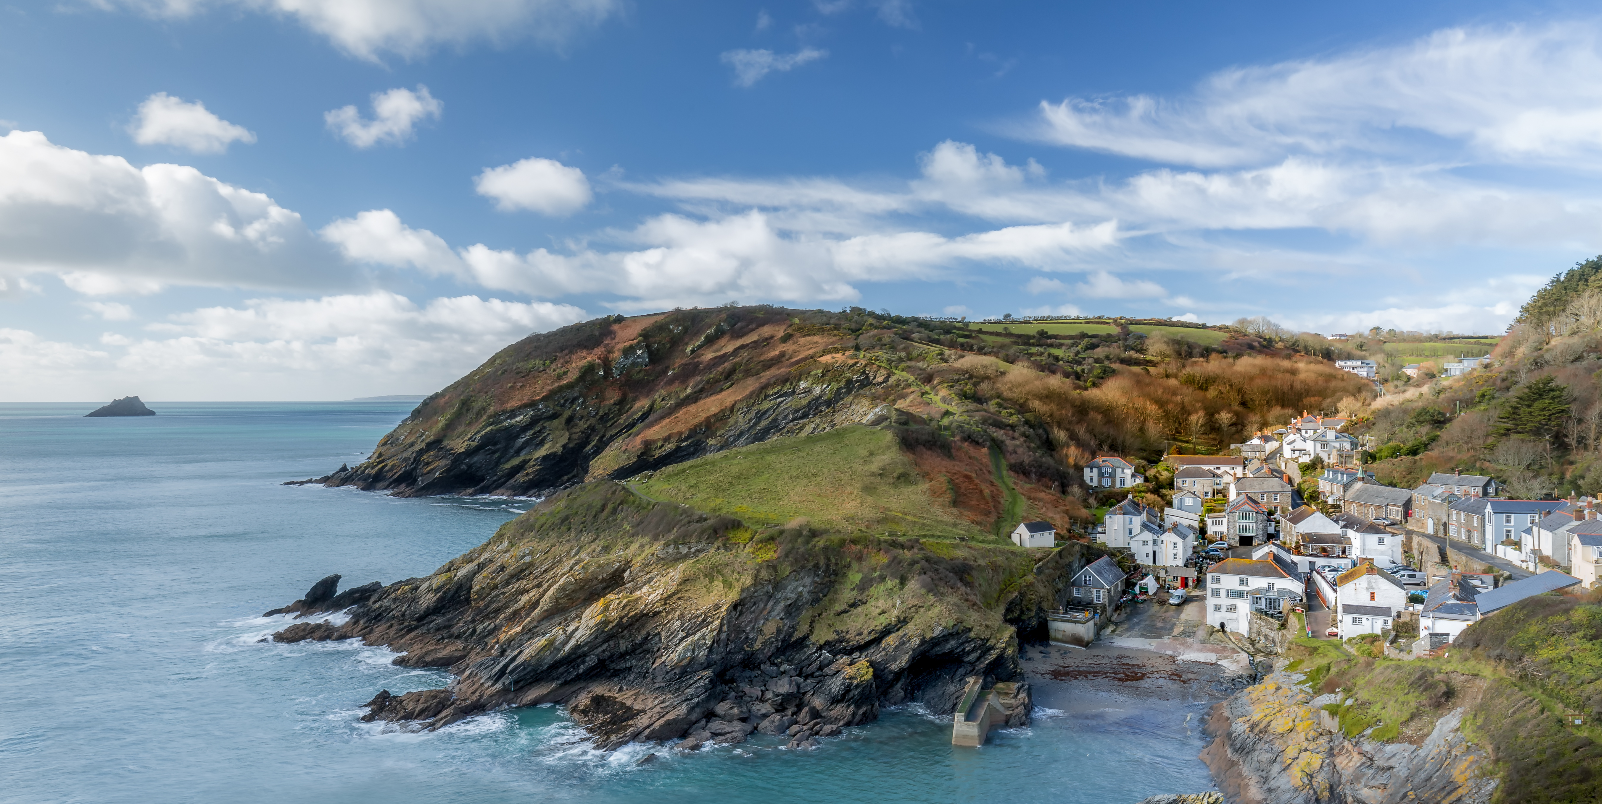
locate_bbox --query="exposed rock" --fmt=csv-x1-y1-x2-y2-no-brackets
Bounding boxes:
1200,672,1496,804
1133,795,1223,804
362,689,454,723
265,481,1104,750
85,396,155,417
264,574,381,617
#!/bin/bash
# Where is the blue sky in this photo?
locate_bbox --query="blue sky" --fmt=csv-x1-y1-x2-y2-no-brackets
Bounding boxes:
1,0,1598,400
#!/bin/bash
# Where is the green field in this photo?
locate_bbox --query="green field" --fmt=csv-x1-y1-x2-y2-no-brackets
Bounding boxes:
1381,342,1496,360
970,320,1227,346
635,425,987,540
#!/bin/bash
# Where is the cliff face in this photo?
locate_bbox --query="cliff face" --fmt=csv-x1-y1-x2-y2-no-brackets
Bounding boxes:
1201,673,1496,804
321,308,903,497
273,481,1095,749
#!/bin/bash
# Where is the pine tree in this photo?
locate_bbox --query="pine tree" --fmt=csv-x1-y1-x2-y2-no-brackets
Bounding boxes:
1496,376,1571,443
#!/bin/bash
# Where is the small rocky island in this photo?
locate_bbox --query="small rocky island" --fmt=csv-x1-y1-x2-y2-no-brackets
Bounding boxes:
85,396,156,417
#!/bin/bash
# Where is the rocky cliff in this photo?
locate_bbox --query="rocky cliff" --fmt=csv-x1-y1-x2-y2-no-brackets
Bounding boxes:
272,481,1097,750
1200,672,1496,804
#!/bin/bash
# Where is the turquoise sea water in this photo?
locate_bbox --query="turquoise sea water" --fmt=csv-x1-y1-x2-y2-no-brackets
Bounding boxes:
0,402,1219,804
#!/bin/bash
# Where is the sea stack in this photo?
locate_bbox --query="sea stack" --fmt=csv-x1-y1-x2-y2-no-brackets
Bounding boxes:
85,396,156,417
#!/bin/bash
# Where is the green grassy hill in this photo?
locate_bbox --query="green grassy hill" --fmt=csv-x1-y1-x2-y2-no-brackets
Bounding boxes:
635,426,990,541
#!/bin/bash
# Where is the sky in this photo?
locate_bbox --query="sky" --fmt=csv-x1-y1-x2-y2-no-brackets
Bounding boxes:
0,0,1598,400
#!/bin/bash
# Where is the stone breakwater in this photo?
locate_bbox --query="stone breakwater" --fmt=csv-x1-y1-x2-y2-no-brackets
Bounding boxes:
1199,672,1495,804
266,482,1087,751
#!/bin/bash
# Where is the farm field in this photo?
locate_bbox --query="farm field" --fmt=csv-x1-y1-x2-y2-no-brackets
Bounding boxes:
969,320,1227,345
1380,342,1496,359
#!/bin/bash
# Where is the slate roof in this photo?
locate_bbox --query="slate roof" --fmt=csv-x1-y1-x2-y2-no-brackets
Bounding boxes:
1175,466,1218,479
1342,604,1395,617
1332,512,1389,534
1476,570,1582,614
1572,519,1602,537
1207,557,1298,580
1074,556,1126,588
1107,496,1149,517
1223,496,1267,514
1537,512,1578,532
1285,505,1322,525
1575,531,1602,548
1345,483,1414,506
1421,577,1480,621
1303,532,1348,545
1089,456,1134,470
1452,498,1568,517
1019,520,1055,534
1426,473,1493,488
1334,562,1405,590
1236,476,1291,492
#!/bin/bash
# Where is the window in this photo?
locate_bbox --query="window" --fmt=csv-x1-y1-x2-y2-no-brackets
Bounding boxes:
1377,537,1386,545
1227,589,1247,599
1352,617,1364,625
1274,493,1281,502
1239,576,1248,586
1211,575,1221,584
1213,604,1222,612
1211,589,1220,598
1504,514,1513,525
1369,591,1376,601
1093,589,1104,603
1073,588,1082,598
1225,604,1237,613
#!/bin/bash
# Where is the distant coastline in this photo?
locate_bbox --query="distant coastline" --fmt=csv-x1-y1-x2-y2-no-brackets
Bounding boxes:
346,395,428,402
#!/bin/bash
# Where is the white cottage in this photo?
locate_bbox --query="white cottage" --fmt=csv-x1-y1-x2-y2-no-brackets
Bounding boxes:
1205,555,1303,635
1333,561,1408,639
1011,521,1057,548
1101,495,1158,550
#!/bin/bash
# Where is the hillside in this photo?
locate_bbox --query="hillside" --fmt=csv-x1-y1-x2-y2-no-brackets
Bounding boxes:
1355,257,1602,497
1259,592,1601,804
316,305,1371,523
270,479,1089,748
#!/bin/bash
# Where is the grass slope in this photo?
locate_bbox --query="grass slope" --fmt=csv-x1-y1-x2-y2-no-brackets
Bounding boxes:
1284,592,1601,804
635,425,991,541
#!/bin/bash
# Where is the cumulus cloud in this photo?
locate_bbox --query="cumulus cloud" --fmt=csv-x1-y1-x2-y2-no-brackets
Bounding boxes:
129,93,255,154
325,86,442,148
0,130,341,295
474,158,592,215
0,292,588,401
323,206,1120,310
103,0,620,60
720,48,828,87
1074,271,1166,299
1030,25,1601,170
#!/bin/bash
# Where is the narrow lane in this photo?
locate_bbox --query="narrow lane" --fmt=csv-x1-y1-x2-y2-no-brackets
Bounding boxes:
1405,528,1532,580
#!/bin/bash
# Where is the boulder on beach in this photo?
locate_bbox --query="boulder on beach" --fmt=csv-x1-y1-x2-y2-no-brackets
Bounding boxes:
85,396,156,417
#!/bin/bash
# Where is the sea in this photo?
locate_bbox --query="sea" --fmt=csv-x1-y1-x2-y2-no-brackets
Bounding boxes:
0,402,1220,804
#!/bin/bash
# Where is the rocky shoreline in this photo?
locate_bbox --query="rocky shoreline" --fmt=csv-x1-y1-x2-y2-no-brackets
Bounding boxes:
1198,670,1496,804
263,482,1095,752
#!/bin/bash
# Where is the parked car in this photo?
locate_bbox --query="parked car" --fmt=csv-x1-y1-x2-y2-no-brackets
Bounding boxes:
1387,569,1426,585
1207,541,1230,552
1202,549,1223,560
1167,590,1187,606
1316,564,1343,575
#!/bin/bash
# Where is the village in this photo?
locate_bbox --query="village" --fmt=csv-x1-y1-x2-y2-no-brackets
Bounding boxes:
1003,394,1599,659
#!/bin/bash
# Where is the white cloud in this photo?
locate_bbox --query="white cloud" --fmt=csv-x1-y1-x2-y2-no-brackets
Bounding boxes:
1030,25,1601,170
105,0,620,60
129,93,256,154
1073,271,1166,299
82,301,135,321
319,208,460,276
0,130,341,295
325,86,442,148
755,9,772,31
474,158,592,215
720,48,828,87
1024,276,1066,294
0,291,589,402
